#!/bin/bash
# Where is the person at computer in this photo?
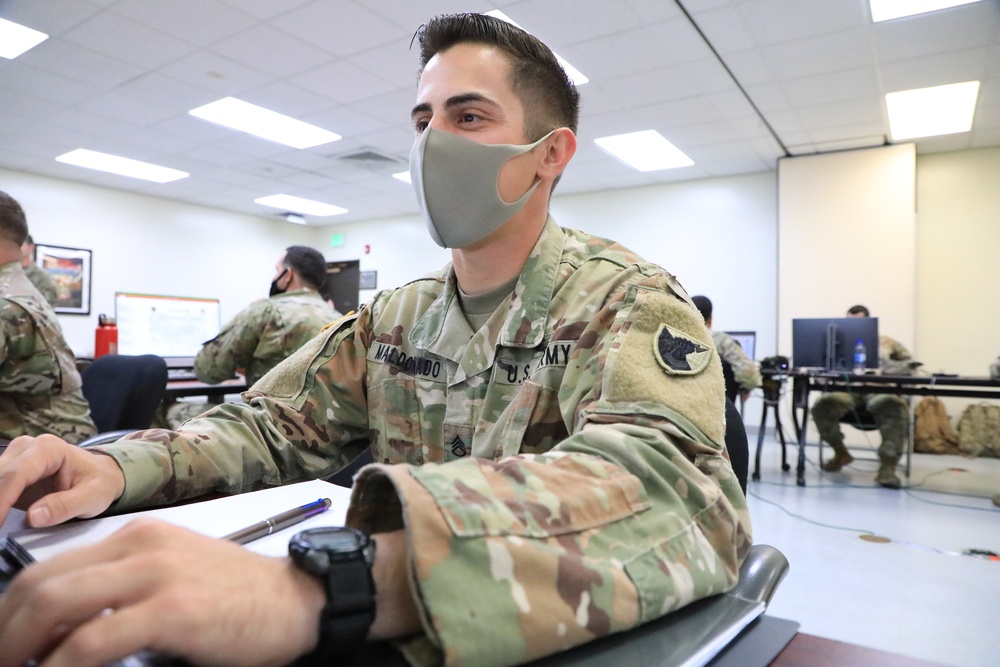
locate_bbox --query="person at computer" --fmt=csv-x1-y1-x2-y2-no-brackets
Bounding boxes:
691,295,761,401
18,234,58,307
811,304,917,489
0,14,750,667
0,191,96,446
164,245,342,427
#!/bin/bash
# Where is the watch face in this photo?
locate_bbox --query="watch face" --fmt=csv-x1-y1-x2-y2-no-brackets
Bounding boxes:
295,527,370,560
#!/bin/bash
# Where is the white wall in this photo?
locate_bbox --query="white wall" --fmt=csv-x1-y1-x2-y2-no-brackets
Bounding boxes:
778,144,917,355
2,169,316,356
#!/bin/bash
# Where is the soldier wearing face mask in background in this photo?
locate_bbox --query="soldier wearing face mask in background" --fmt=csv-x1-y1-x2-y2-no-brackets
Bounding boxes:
0,14,748,667
163,245,341,427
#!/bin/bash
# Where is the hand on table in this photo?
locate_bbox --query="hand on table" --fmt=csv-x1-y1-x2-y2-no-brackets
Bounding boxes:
0,434,125,527
0,519,326,667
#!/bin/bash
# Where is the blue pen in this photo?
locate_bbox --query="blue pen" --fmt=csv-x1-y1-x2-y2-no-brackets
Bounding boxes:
222,497,332,545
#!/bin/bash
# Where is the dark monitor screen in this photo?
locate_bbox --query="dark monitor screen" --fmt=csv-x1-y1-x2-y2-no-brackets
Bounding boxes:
724,331,756,361
791,317,879,371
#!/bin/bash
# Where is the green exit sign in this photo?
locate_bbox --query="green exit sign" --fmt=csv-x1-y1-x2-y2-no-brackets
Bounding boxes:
330,233,345,247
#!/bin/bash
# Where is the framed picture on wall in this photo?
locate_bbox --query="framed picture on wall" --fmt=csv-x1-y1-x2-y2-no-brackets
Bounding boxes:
34,244,92,315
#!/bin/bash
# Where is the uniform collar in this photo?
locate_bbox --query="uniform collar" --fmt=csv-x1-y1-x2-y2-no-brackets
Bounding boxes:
410,216,564,364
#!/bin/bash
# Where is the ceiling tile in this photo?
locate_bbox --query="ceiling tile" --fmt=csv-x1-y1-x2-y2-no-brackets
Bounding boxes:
289,60,398,105
210,24,332,77
61,11,195,68
17,39,143,88
271,1,406,58
111,0,259,47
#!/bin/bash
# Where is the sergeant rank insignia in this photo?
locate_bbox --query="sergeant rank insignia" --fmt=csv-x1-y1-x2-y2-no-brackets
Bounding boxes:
450,436,469,457
654,324,712,375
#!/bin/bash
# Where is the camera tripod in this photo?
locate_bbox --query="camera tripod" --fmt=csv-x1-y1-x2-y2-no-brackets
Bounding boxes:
752,373,791,482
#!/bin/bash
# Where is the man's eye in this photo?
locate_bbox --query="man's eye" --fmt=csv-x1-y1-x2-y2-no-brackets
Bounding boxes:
459,113,479,124
414,119,429,133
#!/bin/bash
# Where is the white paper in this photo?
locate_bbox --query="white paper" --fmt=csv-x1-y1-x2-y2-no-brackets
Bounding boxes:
10,479,352,561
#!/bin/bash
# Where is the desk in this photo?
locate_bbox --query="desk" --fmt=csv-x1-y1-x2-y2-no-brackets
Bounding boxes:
164,377,248,404
778,370,1000,486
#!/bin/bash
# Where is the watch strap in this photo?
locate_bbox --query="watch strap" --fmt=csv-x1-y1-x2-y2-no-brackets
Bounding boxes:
314,551,376,658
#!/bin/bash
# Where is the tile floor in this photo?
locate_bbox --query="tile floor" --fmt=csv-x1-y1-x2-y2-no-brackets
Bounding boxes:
745,426,1000,667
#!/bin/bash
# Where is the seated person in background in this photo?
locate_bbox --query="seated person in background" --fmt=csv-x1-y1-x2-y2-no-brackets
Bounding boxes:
0,191,96,444
165,246,341,427
811,304,918,489
0,15,749,667
19,234,58,307
990,353,999,382
691,295,761,400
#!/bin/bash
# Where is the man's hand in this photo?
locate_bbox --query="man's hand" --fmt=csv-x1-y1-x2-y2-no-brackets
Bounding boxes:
0,434,125,527
0,520,326,667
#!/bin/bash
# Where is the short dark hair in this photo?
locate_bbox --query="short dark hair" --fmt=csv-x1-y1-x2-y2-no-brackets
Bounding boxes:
416,13,580,142
847,304,870,317
0,191,29,246
691,295,713,323
283,246,327,291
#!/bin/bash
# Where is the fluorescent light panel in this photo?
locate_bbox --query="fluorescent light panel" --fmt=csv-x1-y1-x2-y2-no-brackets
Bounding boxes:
870,0,981,22
594,130,694,172
254,194,347,217
0,18,48,59
885,81,979,140
485,10,589,85
392,171,412,184
55,149,188,183
189,97,341,149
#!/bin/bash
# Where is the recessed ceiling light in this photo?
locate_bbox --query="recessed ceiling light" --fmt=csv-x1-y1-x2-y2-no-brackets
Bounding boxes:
283,212,308,225
885,81,979,140
55,149,189,183
254,194,347,217
485,10,589,85
870,0,982,23
392,171,412,184
594,130,694,172
0,18,48,59
189,97,341,149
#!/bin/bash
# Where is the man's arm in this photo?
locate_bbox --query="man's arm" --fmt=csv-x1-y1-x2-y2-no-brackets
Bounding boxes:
192,304,265,384
715,331,762,392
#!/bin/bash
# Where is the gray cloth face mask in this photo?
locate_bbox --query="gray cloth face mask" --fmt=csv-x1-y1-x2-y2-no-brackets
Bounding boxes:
409,127,553,248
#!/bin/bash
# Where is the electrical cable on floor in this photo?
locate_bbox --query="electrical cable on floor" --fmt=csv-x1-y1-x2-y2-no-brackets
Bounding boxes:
746,488,876,535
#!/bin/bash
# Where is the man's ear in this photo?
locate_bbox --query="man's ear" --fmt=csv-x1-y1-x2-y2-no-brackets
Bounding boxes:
537,127,577,180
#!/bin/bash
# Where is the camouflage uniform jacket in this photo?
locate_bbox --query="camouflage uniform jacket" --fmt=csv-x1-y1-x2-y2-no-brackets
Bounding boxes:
0,261,96,443
94,218,752,667
878,334,917,375
193,289,341,386
22,261,58,306
710,329,761,391
990,354,999,382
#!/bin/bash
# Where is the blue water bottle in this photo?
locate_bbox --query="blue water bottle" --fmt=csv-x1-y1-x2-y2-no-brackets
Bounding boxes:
853,339,867,374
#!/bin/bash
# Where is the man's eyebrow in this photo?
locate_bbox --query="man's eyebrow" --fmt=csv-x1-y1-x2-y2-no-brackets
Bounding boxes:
410,93,498,119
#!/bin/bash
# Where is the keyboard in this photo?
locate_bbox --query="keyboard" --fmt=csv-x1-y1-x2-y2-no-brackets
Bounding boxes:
166,368,198,381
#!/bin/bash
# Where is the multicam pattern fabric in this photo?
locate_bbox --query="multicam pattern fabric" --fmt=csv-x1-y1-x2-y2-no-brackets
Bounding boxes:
94,218,752,667
811,334,915,461
193,289,341,386
710,329,761,391
0,261,96,443
22,261,58,307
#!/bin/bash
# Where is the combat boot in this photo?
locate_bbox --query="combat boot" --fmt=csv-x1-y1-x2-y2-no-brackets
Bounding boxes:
821,441,854,472
876,456,902,489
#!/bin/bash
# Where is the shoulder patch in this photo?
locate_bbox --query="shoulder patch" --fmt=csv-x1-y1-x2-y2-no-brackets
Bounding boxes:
654,323,712,375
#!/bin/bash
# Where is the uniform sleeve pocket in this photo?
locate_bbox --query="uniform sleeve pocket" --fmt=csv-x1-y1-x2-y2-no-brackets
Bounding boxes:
410,453,649,539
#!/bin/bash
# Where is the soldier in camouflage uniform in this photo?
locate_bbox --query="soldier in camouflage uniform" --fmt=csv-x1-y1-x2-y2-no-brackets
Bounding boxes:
19,235,58,307
990,354,999,382
691,295,761,399
811,305,918,489
164,246,341,427
0,15,750,667
0,191,96,445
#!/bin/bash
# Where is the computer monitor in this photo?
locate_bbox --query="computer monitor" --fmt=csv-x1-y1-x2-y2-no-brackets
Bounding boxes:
724,331,756,361
791,317,879,371
115,293,222,366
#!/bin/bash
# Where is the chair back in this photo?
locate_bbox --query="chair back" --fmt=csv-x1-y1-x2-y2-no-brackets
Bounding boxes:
721,359,739,404
725,398,749,495
81,354,168,433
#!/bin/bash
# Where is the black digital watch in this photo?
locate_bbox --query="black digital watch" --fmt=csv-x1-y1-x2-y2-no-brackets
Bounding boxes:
289,526,377,659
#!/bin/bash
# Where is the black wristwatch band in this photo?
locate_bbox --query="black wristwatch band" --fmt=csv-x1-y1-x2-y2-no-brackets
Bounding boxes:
315,556,376,657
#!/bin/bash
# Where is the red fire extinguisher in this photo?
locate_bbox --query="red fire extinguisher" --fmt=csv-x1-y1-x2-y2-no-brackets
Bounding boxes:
95,314,118,358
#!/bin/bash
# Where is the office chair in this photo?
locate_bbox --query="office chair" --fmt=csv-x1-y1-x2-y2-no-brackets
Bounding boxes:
78,354,168,445
721,359,740,405
725,398,749,495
